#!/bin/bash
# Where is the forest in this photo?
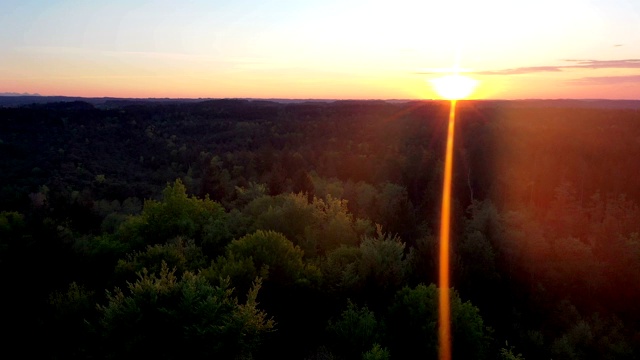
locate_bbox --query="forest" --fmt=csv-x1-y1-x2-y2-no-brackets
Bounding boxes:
2,98,640,359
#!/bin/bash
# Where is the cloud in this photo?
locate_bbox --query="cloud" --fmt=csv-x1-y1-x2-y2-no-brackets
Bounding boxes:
567,75,640,85
563,59,640,69
470,59,640,76
473,66,563,75
414,59,640,89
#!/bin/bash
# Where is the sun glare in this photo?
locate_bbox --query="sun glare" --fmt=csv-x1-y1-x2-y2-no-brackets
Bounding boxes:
433,70,478,360
430,74,478,100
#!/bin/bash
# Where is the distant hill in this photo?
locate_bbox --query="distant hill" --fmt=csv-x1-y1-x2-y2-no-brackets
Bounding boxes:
0,92,41,97
0,96,212,108
0,95,87,107
491,99,640,109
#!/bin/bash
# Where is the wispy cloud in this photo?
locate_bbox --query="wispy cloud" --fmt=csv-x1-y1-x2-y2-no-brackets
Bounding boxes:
474,66,563,75
467,59,640,76
415,59,640,89
563,59,640,69
415,59,640,77
568,75,640,85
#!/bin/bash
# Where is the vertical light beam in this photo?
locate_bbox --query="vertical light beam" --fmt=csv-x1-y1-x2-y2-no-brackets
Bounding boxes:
439,99,456,360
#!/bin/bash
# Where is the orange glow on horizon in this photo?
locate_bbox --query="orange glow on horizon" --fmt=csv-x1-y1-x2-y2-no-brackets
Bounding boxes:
5,68,639,100
438,99,456,360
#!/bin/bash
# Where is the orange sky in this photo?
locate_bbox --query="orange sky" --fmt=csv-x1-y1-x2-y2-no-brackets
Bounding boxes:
1,0,639,99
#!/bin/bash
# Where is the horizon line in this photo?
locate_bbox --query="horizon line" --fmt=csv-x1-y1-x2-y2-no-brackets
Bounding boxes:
1,93,640,102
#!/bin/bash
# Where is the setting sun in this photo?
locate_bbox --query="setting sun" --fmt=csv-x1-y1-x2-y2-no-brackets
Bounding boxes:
430,74,479,100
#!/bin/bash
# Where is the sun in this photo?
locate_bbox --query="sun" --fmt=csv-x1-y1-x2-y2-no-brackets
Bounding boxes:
430,74,478,100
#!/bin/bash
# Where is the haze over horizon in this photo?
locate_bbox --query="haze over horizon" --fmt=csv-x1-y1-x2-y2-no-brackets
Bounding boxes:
2,0,639,100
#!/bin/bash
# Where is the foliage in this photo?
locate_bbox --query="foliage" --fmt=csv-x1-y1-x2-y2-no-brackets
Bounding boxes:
211,230,320,294
327,300,382,358
97,262,274,359
240,192,371,256
322,245,362,293
358,228,409,292
115,237,207,281
386,283,438,358
407,233,438,285
499,345,526,360
321,227,409,297
73,233,132,278
549,307,634,360
304,346,337,360
48,282,98,358
0,211,25,234
362,344,390,360
0,211,26,263
49,282,95,321
243,193,317,248
5,100,640,359
386,283,490,360
116,179,231,254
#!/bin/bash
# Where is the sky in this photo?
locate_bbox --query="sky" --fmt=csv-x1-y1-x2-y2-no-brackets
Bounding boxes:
1,0,639,100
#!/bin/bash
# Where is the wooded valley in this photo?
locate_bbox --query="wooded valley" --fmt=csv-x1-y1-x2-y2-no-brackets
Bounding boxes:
2,98,640,359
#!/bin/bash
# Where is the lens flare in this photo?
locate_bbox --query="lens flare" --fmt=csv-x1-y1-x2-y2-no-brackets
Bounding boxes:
438,99,457,360
430,68,477,360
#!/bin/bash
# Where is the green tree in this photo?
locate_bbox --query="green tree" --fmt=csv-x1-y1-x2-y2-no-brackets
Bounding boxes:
98,262,274,359
115,237,207,281
315,195,365,252
240,193,369,257
499,345,526,360
358,228,409,292
327,300,382,358
362,344,390,360
116,179,231,254
48,282,98,358
550,308,633,360
321,227,409,297
234,182,267,207
375,182,416,239
0,211,26,264
210,230,319,294
322,245,362,294
247,193,316,249
386,284,490,360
